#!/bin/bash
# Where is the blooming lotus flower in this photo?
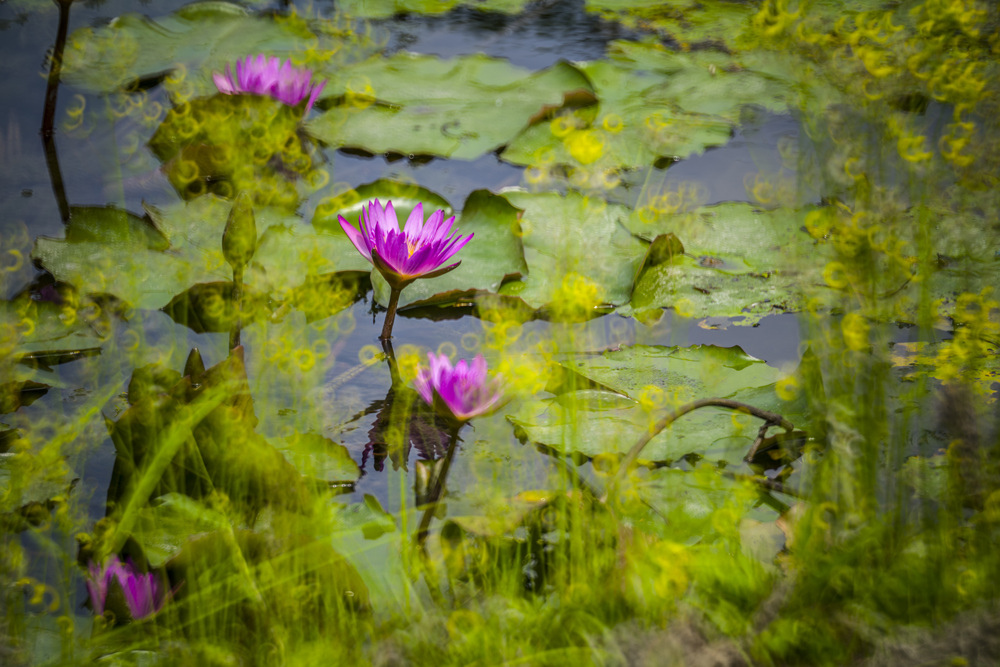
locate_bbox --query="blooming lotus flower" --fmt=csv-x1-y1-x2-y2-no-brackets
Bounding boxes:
415,353,504,423
87,556,166,620
339,199,473,291
213,54,326,113
340,199,473,339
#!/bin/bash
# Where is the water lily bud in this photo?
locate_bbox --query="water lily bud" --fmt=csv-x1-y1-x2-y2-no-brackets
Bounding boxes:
183,347,205,380
223,192,257,271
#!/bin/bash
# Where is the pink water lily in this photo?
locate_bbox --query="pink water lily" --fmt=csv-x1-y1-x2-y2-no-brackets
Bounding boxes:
339,199,473,290
87,556,166,621
340,199,473,339
415,353,504,422
213,54,326,113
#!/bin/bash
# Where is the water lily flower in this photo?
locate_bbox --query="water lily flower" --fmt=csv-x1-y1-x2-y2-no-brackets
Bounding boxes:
414,352,504,423
87,556,165,621
339,199,473,339
213,54,326,113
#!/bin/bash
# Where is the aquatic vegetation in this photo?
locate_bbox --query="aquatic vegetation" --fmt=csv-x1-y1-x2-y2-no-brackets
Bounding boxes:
4,0,1000,665
213,54,327,113
415,352,504,422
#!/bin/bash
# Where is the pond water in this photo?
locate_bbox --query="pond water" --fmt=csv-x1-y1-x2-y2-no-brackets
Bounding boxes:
2,0,997,664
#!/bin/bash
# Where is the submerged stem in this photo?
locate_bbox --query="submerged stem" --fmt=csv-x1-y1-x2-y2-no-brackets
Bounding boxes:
380,287,402,340
415,422,462,545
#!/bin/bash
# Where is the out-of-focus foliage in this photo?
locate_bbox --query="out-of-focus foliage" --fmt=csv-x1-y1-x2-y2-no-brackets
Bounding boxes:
5,0,1000,665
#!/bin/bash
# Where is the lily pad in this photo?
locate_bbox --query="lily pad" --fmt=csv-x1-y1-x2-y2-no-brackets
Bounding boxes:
274,432,361,485
501,40,800,172
61,2,371,93
34,196,302,311
307,54,592,160
622,203,828,325
560,344,782,400
509,344,804,464
498,190,647,310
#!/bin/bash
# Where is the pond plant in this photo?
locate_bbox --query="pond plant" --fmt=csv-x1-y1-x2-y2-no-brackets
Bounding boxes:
2,0,1000,665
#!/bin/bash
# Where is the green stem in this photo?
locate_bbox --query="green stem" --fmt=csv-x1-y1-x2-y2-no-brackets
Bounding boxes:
41,0,73,224
380,287,402,341
229,267,244,350
602,398,794,503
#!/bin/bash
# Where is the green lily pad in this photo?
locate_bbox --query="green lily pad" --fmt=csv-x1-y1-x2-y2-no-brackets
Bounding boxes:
509,344,804,464
274,432,361,485
251,224,374,294
0,297,107,360
307,54,592,160
501,40,802,172
560,343,782,400
622,203,829,325
33,196,300,311
64,205,169,250
369,189,528,309
336,0,531,18
61,2,371,93
498,190,647,310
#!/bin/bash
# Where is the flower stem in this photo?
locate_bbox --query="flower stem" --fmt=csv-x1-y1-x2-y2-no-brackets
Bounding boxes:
229,268,244,350
380,287,402,340
416,422,462,545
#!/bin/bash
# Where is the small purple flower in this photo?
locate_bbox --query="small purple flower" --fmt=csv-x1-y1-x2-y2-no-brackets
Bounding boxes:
339,199,473,291
415,353,504,422
87,556,165,620
213,54,326,113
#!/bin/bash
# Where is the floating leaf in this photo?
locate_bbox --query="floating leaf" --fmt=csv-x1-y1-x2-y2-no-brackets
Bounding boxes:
510,344,803,464
498,190,647,310
560,344,781,400
32,196,334,313
502,40,802,172
622,202,828,325
61,2,373,93
308,55,592,160
274,432,361,486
